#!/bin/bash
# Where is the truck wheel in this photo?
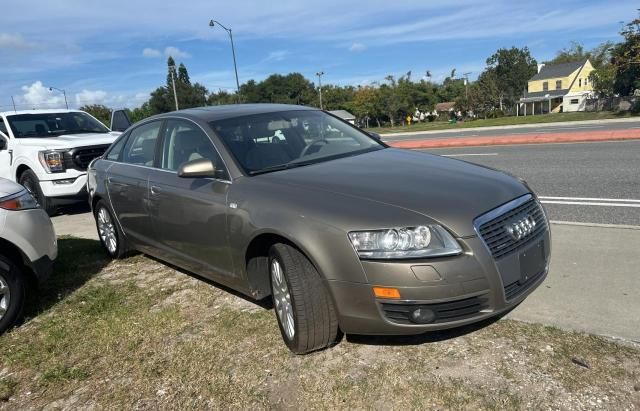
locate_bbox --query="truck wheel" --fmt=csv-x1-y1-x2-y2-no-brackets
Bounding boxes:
269,243,339,354
94,200,128,258
18,169,56,216
0,254,25,335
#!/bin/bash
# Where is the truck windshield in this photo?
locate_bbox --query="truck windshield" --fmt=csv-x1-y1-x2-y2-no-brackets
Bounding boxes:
7,112,109,138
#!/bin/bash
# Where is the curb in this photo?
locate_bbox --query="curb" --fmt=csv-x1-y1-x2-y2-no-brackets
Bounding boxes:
386,129,640,149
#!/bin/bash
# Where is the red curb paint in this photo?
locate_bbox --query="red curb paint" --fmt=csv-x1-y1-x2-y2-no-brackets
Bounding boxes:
386,129,640,149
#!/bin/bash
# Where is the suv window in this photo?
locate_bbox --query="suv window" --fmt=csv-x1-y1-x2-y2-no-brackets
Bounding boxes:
160,119,226,177
122,121,162,166
0,119,8,136
105,133,128,161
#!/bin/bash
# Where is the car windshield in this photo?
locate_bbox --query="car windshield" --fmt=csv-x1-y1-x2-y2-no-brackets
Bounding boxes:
7,112,109,138
209,110,384,175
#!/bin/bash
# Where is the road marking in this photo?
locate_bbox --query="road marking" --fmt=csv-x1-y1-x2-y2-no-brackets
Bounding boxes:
541,200,640,208
539,196,640,203
550,221,640,230
442,153,499,157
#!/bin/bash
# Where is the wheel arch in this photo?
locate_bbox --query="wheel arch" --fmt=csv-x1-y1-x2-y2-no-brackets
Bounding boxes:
0,238,37,289
16,164,31,181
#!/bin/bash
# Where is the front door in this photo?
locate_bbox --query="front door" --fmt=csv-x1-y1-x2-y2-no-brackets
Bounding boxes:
106,120,162,248
147,118,234,282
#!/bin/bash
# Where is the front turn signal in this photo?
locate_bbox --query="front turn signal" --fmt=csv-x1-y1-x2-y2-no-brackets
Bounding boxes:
373,287,401,299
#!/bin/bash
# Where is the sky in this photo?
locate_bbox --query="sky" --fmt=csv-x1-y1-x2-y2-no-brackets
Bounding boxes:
0,0,635,111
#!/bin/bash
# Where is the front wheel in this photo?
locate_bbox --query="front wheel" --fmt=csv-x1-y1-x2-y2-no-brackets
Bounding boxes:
269,243,339,354
0,254,25,335
18,169,56,216
94,200,128,258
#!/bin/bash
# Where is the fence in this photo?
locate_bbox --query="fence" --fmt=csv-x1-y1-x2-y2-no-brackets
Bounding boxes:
585,96,637,112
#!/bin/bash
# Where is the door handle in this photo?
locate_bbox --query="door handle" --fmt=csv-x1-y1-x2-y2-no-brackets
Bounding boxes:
150,185,161,195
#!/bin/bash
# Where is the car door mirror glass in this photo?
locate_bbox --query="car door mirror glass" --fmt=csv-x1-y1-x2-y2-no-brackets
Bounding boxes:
178,158,217,178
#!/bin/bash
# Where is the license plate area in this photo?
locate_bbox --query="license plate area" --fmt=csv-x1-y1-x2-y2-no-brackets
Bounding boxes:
519,240,546,282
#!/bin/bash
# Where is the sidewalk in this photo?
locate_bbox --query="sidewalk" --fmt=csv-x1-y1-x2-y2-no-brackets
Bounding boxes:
381,116,640,137
508,222,640,343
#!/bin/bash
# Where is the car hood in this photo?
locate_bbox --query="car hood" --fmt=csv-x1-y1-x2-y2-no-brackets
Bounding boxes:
261,148,529,237
0,178,25,198
15,132,120,149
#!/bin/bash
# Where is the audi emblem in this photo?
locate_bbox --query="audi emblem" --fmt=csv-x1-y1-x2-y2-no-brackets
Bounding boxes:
505,215,536,241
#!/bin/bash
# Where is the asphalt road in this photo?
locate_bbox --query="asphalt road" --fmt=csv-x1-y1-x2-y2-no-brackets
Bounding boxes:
384,118,640,141
422,140,640,226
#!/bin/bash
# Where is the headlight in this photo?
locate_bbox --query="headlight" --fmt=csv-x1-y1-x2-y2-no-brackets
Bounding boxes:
38,150,66,173
0,190,39,211
348,225,462,259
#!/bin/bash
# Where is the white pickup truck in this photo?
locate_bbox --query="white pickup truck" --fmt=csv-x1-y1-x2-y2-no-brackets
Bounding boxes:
0,109,124,215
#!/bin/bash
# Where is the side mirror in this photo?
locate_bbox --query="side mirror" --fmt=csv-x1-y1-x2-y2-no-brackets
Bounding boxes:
178,158,217,178
110,109,132,132
368,132,382,141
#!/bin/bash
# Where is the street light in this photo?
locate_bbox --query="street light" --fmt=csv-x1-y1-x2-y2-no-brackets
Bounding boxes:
316,71,324,110
209,19,241,103
48,86,68,109
168,64,179,111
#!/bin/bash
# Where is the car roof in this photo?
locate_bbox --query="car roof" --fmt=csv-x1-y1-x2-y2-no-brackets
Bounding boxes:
157,103,319,122
0,109,83,117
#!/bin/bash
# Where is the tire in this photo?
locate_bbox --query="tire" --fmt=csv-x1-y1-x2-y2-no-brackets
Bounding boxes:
18,169,56,216
94,200,128,259
269,243,339,354
0,254,25,335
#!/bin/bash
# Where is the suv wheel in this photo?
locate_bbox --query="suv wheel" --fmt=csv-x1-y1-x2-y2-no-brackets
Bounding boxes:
269,243,339,354
94,200,128,258
0,254,25,335
18,169,56,216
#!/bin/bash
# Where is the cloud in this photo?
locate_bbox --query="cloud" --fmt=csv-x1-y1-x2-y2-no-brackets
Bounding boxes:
142,47,162,58
265,50,289,62
17,81,65,108
0,33,36,50
164,46,190,58
75,89,108,105
349,42,366,52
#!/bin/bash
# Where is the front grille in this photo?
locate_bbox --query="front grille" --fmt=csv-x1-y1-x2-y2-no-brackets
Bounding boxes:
503,267,545,300
381,295,489,325
477,197,548,259
63,145,110,171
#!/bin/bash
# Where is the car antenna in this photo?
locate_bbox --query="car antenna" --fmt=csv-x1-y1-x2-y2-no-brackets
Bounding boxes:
11,96,17,113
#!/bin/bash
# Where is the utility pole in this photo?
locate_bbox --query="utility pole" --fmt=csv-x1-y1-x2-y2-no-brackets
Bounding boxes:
463,72,471,100
48,86,68,109
316,71,324,110
209,19,241,103
168,64,179,111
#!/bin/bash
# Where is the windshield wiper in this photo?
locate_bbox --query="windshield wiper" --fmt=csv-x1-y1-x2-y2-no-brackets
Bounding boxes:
248,160,316,176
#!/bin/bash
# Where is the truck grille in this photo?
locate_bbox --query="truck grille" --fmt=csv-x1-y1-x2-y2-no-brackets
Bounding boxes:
381,295,489,325
63,145,110,171
476,196,548,260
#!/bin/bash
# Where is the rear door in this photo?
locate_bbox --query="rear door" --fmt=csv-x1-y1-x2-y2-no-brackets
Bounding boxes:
146,118,235,281
106,119,162,248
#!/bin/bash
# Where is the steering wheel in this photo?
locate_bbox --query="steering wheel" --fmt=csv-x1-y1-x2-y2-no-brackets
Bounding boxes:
300,139,329,157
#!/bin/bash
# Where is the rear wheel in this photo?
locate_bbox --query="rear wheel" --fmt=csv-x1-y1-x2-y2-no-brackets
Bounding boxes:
94,200,128,258
269,243,339,354
0,254,25,335
18,169,56,216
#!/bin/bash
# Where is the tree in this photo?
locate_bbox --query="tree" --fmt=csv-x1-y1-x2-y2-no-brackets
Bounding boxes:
486,47,538,110
80,104,112,127
612,12,640,95
347,86,382,127
548,41,614,68
589,65,616,97
465,70,501,118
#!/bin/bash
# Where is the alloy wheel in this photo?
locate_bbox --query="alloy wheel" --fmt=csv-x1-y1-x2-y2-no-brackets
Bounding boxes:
97,207,118,254
0,274,10,321
271,258,295,340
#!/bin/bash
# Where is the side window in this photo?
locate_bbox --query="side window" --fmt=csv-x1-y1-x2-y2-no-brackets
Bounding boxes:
122,121,162,166
0,119,8,136
105,133,128,161
160,119,226,178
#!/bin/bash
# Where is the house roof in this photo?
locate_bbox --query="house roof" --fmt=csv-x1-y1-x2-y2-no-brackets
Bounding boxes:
329,110,355,120
435,102,455,111
529,60,586,81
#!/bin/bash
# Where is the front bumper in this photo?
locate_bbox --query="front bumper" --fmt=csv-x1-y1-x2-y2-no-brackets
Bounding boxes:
40,174,88,198
327,231,550,335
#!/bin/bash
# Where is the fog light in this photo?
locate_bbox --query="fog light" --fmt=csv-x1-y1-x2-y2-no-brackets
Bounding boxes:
410,307,435,324
52,178,76,185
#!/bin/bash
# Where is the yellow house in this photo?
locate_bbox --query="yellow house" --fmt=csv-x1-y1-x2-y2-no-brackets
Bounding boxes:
518,59,595,115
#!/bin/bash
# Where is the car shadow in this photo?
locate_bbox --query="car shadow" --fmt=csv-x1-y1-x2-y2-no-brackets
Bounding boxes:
23,237,109,318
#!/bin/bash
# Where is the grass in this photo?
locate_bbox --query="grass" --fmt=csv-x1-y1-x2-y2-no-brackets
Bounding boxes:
370,111,639,134
0,237,639,409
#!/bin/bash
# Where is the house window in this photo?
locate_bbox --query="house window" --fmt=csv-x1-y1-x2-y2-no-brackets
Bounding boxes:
570,99,579,104
556,80,562,90
584,78,588,86
579,79,582,87
543,82,548,91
